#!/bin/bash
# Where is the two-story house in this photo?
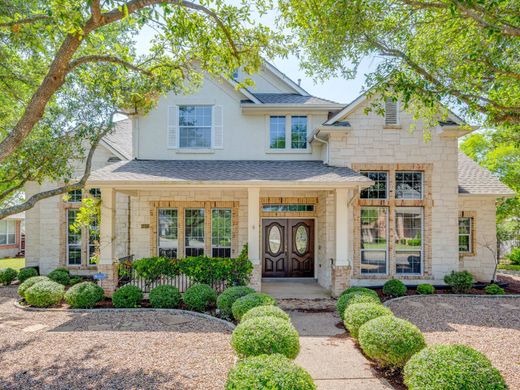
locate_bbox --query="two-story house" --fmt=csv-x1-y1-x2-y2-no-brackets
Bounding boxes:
24,62,514,296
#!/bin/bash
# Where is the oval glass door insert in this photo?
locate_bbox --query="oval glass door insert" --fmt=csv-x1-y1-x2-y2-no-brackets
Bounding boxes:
269,225,282,254
295,225,308,254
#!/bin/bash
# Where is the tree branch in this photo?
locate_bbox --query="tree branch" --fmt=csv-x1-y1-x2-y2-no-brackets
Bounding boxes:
0,181,26,203
91,0,102,23
68,55,154,76
0,15,50,28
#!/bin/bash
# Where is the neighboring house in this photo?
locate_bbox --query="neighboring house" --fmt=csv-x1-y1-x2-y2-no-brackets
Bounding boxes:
24,63,513,295
0,212,24,259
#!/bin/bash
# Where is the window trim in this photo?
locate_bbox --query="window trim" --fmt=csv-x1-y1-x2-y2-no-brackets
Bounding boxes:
395,207,424,275
458,216,473,254
395,171,424,200
211,208,232,258
360,207,389,275
178,105,213,149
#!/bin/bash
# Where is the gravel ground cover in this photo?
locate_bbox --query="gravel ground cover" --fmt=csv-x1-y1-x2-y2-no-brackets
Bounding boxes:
0,286,234,390
386,295,520,389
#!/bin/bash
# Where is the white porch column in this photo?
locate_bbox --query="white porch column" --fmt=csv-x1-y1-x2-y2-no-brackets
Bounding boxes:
247,187,261,291
332,188,351,296
98,188,118,295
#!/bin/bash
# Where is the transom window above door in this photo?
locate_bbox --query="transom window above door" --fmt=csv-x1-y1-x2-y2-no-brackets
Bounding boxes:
268,115,308,151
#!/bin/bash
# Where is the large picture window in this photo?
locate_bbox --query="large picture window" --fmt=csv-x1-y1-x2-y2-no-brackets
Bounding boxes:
185,208,205,257
269,116,286,149
211,208,232,258
360,171,388,199
67,209,82,265
291,116,308,149
0,220,16,245
459,217,472,253
158,209,178,259
395,207,423,274
360,207,388,274
395,171,423,199
179,105,212,148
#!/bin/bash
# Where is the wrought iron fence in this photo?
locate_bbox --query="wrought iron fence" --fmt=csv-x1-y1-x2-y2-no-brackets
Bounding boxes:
117,255,228,293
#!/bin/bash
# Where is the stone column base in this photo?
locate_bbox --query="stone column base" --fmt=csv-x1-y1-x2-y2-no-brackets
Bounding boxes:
249,263,262,292
97,262,119,297
331,265,352,298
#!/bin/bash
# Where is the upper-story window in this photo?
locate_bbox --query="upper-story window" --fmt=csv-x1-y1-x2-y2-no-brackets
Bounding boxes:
395,171,423,199
384,98,399,126
179,105,212,149
269,115,308,151
360,171,388,199
67,189,83,203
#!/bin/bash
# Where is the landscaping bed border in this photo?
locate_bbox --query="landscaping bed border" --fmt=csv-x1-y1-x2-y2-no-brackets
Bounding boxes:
383,293,520,306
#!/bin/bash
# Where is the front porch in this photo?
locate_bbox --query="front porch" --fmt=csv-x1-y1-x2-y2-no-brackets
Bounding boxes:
261,278,331,299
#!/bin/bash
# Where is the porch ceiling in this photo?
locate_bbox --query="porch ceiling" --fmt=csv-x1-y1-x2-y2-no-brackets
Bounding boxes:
87,159,372,188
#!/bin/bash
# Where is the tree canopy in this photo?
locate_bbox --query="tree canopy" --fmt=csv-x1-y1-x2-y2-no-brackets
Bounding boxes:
0,0,281,218
279,0,520,129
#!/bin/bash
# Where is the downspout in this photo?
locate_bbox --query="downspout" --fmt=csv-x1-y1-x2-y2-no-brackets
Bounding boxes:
313,132,329,165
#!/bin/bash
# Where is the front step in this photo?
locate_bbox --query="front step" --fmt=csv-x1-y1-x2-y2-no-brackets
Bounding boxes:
278,298,336,312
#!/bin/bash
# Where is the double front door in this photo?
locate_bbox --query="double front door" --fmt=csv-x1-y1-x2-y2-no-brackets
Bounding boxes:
262,219,315,277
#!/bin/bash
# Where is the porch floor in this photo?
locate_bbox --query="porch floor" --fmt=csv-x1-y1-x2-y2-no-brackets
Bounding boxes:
261,278,331,299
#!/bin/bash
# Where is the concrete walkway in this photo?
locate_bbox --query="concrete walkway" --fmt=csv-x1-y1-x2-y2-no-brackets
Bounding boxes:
290,311,394,390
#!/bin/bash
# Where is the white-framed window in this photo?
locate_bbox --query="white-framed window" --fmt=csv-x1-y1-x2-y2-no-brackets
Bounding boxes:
158,208,178,259
384,98,399,125
67,189,83,203
360,207,388,274
360,171,388,199
395,171,423,199
269,115,308,150
67,209,82,265
0,220,16,245
211,208,232,258
459,217,473,253
185,208,205,257
179,105,212,148
395,207,423,274
87,215,99,265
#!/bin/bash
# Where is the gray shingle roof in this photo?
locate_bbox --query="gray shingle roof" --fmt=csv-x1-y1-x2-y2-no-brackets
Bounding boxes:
458,152,514,196
88,160,372,185
243,93,339,105
102,119,132,160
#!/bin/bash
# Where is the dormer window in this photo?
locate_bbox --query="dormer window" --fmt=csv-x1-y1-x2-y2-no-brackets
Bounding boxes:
384,98,399,126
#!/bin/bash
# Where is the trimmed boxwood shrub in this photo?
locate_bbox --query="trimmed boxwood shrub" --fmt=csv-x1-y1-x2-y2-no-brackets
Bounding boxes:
69,276,83,286
444,270,474,293
485,283,505,295
48,268,70,286
217,286,255,318
232,292,277,321
403,344,507,390
416,284,435,295
241,305,290,323
64,281,104,308
0,268,18,285
183,283,217,312
231,317,300,359
383,279,407,297
343,303,394,339
336,292,381,320
17,267,38,283
358,316,426,368
226,354,315,390
18,276,50,298
340,287,379,299
25,280,64,307
112,285,143,308
149,285,181,308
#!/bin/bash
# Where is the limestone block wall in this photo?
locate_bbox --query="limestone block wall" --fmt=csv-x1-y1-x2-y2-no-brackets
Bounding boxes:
459,197,497,281
316,191,335,289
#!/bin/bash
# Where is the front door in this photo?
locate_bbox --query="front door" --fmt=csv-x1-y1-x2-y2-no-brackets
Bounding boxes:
262,219,314,277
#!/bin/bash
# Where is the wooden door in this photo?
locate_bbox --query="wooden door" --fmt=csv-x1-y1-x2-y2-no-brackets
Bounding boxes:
262,220,288,277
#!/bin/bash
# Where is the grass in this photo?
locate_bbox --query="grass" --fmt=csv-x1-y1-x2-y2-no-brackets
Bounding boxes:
498,264,520,271
0,258,25,270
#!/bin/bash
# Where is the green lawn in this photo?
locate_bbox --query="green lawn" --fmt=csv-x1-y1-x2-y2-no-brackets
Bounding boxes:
0,258,25,270
498,263,520,271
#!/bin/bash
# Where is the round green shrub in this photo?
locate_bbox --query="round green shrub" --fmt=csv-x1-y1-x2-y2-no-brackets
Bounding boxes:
18,276,50,298
112,285,143,308
48,268,70,286
358,316,426,368
340,287,379,299
241,305,290,323
508,247,520,265
403,344,507,390
226,354,315,390
25,280,64,307
0,268,18,285
64,281,104,308
231,317,300,359
149,285,181,308
336,292,381,320
183,283,217,312
232,292,277,321
343,303,394,339
217,286,255,318
383,279,407,297
69,276,83,286
444,270,474,293
485,283,505,295
17,267,38,283
416,284,435,295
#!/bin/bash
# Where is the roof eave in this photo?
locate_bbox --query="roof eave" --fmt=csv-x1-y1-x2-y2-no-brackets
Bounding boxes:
459,192,516,198
241,103,344,113
438,125,477,138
